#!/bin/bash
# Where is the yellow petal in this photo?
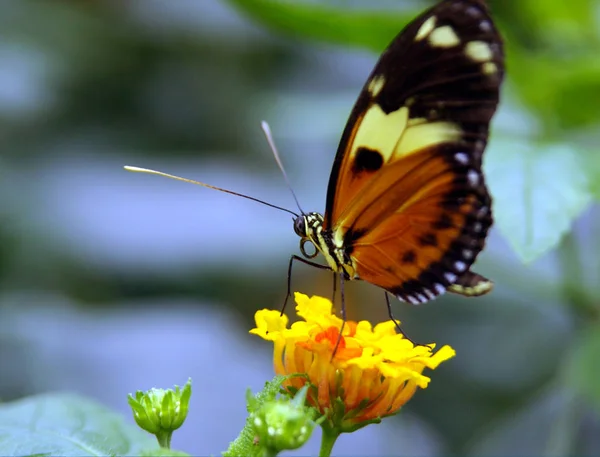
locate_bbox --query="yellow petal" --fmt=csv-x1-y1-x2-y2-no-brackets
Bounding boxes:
295,293,343,329
249,309,288,341
372,320,400,337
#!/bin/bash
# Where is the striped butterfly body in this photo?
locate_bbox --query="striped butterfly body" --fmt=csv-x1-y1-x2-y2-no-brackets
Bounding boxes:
291,0,504,305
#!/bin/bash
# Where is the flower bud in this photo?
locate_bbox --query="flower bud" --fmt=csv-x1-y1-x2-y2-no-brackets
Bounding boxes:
128,378,191,448
250,385,317,452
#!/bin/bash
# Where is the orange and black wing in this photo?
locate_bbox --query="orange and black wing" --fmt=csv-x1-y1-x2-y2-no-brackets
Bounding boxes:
323,0,504,304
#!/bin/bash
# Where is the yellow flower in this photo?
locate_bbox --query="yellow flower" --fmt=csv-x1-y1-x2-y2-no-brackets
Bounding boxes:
250,293,455,432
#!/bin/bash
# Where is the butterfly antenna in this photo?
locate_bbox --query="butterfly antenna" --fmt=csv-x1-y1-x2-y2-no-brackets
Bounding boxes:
124,166,299,217
261,121,305,215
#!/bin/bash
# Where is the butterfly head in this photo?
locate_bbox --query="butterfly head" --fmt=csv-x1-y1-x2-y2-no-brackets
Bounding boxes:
293,212,325,259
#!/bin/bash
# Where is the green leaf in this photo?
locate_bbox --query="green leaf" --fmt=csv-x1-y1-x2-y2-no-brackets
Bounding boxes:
0,393,157,456
226,0,415,52
566,326,600,413
486,138,592,263
508,52,600,130
578,148,600,201
492,1,600,130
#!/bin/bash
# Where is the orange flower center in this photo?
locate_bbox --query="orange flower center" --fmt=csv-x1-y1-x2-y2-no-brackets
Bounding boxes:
306,325,362,360
315,326,346,348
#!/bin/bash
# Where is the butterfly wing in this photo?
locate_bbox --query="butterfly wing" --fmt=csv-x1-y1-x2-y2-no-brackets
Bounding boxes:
323,0,504,304
448,270,494,296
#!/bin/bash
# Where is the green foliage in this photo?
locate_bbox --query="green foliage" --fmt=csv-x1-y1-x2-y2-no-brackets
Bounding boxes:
567,327,600,414
486,139,592,262
227,0,413,52
496,1,600,131
580,149,600,200
0,393,157,456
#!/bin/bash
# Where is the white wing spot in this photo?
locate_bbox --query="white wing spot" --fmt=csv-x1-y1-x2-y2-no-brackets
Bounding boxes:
467,169,480,186
415,16,437,41
465,6,481,18
473,222,483,232
423,288,436,300
407,295,421,305
479,20,493,32
482,62,498,75
429,26,460,48
454,152,469,164
368,75,386,98
434,283,446,295
445,272,458,284
455,261,467,273
462,249,474,259
465,40,493,62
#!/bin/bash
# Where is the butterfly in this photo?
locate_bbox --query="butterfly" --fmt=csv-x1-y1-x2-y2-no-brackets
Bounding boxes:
289,0,504,306
126,0,504,314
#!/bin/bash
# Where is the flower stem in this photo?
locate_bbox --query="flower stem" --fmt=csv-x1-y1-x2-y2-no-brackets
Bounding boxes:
319,425,341,457
259,447,279,457
155,430,172,449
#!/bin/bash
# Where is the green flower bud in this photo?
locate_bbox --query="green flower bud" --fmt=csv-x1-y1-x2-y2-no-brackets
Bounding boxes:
128,378,191,448
250,385,317,453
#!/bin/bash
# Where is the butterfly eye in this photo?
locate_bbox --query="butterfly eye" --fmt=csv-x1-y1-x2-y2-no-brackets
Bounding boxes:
300,238,318,259
293,216,306,237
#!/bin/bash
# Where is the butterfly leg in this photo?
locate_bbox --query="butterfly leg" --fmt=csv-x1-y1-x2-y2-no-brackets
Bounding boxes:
331,272,337,312
281,254,331,316
331,273,347,359
339,273,347,322
384,292,419,346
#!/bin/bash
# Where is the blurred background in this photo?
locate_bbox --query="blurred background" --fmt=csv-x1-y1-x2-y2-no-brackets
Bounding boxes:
0,0,599,455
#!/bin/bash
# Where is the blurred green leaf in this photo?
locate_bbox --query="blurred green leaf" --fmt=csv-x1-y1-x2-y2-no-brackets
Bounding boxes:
226,0,414,51
567,326,600,413
488,1,600,130
579,148,600,201
496,0,598,46
486,139,591,263
0,393,156,456
509,53,600,131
